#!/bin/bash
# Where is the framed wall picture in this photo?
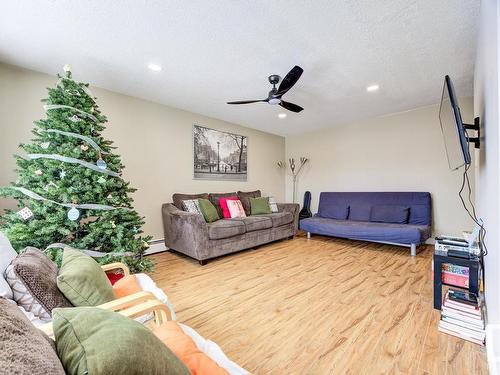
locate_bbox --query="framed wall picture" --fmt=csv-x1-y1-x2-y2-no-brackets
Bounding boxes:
193,125,247,181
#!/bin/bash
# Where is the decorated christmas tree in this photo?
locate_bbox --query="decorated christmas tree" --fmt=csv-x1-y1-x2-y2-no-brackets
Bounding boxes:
0,65,153,272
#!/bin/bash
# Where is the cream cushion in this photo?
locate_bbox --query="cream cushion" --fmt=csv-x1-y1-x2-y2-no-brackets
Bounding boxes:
0,232,18,300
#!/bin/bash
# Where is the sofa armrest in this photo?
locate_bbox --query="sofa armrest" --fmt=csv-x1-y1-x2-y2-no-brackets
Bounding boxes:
161,203,210,260
277,203,300,232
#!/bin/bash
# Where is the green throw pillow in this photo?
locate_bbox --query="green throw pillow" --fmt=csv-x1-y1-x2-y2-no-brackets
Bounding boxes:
198,198,220,223
250,197,272,215
57,248,115,306
53,307,190,375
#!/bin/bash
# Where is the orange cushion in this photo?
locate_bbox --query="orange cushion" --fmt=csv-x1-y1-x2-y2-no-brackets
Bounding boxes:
153,321,229,375
112,274,142,299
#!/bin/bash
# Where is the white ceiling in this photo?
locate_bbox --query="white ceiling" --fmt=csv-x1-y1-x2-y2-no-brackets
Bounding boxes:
0,0,479,136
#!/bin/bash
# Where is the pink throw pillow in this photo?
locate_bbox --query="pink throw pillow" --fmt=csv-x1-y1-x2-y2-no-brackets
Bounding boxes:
227,200,246,218
219,196,239,218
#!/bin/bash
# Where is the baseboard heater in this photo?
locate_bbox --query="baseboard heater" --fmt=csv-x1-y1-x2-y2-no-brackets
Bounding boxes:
145,239,169,255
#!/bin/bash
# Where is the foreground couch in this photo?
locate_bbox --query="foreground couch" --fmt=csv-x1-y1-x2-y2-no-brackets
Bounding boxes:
162,191,299,264
300,192,432,256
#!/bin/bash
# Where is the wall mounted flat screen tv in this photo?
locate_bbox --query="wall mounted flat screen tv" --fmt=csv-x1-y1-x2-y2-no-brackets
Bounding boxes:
439,75,471,170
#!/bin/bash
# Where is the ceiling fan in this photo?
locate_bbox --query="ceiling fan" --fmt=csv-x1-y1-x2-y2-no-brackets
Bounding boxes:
227,65,304,113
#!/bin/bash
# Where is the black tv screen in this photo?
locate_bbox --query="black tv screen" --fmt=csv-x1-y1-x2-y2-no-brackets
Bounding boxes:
439,75,471,170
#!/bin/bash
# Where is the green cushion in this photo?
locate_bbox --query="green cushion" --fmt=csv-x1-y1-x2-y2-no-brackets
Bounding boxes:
53,307,190,375
250,197,272,215
56,248,115,306
198,198,220,223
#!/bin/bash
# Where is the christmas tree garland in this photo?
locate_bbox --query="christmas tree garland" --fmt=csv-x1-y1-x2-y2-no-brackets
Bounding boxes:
25,153,119,177
40,128,109,155
9,186,131,211
43,104,98,122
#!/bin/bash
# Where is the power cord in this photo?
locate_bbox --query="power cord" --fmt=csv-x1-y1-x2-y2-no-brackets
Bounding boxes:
459,130,488,257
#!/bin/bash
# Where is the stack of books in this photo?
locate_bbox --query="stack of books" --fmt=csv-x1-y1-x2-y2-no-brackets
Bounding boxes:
438,289,485,345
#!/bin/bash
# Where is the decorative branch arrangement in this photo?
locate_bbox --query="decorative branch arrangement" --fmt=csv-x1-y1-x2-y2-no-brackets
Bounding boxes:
277,157,309,203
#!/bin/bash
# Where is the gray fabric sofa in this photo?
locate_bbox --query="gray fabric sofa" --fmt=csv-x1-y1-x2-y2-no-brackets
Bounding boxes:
162,192,299,264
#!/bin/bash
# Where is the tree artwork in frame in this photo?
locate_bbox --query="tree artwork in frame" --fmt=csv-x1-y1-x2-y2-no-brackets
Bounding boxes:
193,125,247,181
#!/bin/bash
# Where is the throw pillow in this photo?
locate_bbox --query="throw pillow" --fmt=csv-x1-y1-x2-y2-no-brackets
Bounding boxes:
237,190,261,215
370,205,410,224
348,205,372,221
173,193,209,210
182,199,203,215
268,197,279,213
57,247,115,306
153,321,229,375
0,232,18,300
209,192,237,217
226,200,246,218
53,307,190,375
319,205,349,220
5,247,72,321
218,196,239,218
198,199,220,223
0,297,65,375
250,197,272,215
112,274,142,299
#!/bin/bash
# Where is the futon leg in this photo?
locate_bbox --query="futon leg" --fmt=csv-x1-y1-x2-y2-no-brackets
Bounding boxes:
410,243,417,257
199,259,207,266
307,232,311,240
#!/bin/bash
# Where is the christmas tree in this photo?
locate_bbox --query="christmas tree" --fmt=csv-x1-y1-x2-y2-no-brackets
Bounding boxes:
0,65,153,272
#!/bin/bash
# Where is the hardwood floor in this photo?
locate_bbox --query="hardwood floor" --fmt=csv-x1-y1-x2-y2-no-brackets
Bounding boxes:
148,234,488,374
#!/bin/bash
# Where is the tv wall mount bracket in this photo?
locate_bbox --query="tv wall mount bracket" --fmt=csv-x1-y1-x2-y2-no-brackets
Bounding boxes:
463,117,480,149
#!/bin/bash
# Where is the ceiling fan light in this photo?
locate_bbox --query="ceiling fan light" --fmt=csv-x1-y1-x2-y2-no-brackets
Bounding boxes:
268,98,281,105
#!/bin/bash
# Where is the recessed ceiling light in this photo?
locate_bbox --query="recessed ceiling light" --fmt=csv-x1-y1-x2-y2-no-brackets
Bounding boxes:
278,113,287,119
148,63,162,72
366,84,379,92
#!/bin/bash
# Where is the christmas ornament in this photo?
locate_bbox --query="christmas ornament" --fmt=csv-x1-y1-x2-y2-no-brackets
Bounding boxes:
63,64,72,73
80,144,89,151
34,169,43,176
96,158,107,170
43,181,58,191
17,207,34,220
67,206,80,221
40,142,50,149
107,193,112,199
59,169,66,179
110,221,116,229
69,115,81,122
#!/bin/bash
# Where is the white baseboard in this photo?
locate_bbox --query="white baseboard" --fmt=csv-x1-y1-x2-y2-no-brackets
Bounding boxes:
145,239,168,255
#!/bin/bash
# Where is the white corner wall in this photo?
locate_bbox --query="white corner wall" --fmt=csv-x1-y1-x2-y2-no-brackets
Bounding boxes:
474,0,500,372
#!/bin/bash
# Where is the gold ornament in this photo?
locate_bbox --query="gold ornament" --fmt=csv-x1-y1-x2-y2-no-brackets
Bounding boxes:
80,144,89,151
34,169,43,176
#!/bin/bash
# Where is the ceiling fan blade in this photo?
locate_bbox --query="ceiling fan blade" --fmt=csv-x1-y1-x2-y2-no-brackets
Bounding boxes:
227,99,267,104
279,100,304,113
276,65,303,96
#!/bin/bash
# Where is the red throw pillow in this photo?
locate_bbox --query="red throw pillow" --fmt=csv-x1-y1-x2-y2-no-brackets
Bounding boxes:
218,196,239,218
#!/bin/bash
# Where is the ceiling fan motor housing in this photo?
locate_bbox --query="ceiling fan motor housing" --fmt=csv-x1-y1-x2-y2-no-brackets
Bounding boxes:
268,74,281,85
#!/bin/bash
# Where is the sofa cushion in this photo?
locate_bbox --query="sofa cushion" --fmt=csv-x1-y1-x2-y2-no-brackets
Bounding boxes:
232,216,272,232
0,232,18,300
237,190,261,215
219,196,239,218
53,307,190,375
5,247,72,320
207,220,246,240
319,205,349,220
300,217,430,244
348,205,372,221
0,297,65,375
181,199,203,215
198,198,220,223
370,205,410,224
209,192,237,217
227,200,246,218
259,212,294,228
57,247,115,306
250,197,272,215
173,193,209,210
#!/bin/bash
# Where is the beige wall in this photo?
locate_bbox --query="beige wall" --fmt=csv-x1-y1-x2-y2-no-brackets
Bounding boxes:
0,63,285,239
286,100,475,237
